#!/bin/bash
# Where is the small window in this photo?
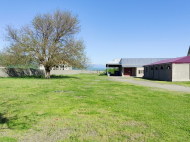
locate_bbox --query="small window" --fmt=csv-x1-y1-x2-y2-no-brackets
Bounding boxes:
160,66,164,69
141,70,144,74
139,70,144,74
167,66,171,69
155,67,158,70
146,67,148,72
151,67,153,70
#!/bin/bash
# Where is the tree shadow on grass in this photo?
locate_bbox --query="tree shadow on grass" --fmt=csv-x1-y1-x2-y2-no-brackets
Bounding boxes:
50,75,79,79
98,73,106,76
0,113,8,124
0,113,14,129
5,75,79,79
0,113,32,130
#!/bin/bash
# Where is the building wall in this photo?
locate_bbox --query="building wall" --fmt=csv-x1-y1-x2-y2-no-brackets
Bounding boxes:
153,65,159,79
149,66,154,78
172,63,190,81
51,70,103,75
132,68,136,76
121,67,144,77
39,64,72,70
64,66,72,70
144,66,149,78
164,64,172,81
144,63,172,81
158,64,165,81
38,64,45,70
136,67,144,77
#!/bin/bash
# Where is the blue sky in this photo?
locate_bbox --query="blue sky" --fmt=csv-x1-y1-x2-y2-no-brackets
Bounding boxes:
0,0,190,65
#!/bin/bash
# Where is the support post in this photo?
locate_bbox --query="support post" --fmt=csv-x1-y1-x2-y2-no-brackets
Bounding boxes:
107,65,109,76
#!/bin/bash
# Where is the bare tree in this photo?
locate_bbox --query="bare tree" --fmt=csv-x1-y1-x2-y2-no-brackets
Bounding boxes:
2,9,89,78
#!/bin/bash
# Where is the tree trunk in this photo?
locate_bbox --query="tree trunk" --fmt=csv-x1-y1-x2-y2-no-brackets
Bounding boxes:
45,68,51,79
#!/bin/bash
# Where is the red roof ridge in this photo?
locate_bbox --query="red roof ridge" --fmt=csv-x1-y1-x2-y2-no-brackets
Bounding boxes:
144,56,190,66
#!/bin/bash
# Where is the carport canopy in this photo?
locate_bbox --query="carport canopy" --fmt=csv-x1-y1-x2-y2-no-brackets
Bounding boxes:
106,64,121,67
106,63,121,76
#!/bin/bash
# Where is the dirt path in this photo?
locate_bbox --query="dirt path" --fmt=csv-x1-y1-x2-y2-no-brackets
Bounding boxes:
108,77,190,93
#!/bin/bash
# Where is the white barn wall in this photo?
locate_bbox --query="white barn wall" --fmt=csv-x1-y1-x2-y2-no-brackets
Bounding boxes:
172,64,190,81
136,67,144,77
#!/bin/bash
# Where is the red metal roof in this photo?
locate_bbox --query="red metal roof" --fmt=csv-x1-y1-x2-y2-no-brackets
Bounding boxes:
144,56,190,66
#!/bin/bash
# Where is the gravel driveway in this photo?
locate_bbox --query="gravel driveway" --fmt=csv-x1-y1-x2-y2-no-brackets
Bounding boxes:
108,77,190,93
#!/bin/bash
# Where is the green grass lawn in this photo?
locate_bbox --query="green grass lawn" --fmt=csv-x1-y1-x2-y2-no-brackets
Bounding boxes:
0,74,190,141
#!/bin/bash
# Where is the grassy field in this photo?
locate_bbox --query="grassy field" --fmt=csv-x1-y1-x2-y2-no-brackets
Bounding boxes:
0,74,190,141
